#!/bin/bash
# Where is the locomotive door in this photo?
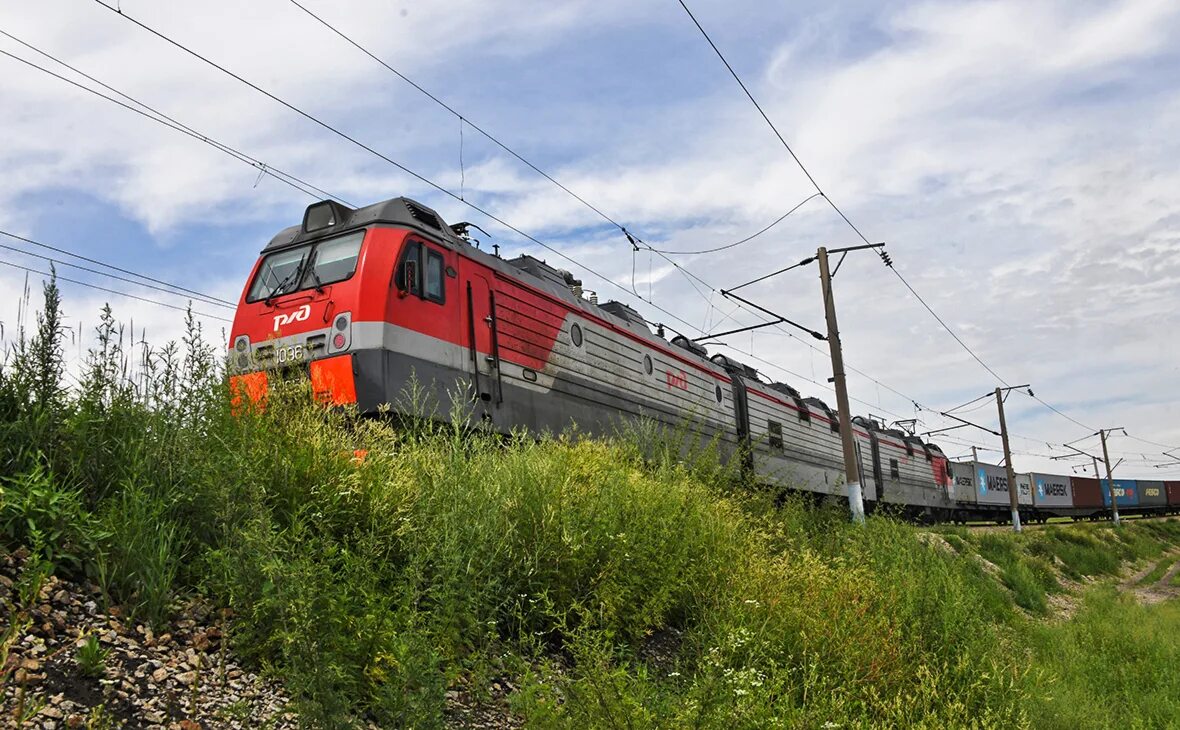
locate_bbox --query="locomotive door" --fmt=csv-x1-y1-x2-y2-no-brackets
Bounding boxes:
728,375,754,476
869,433,884,501
461,266,499,417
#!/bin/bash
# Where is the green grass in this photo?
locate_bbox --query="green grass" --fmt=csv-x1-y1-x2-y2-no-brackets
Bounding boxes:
1137,556,1177,586
4,276,1180,728
1026,587,1180,729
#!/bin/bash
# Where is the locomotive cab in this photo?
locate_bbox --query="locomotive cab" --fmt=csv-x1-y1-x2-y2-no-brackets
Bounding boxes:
228,197,465,408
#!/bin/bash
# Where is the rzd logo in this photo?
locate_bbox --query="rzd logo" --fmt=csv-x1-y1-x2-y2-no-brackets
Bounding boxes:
273,304,311,331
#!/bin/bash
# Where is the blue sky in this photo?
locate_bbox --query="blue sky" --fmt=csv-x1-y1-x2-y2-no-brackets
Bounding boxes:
2,0,1179,477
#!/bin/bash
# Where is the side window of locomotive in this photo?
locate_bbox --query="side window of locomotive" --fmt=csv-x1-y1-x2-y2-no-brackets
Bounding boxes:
395,242,422,296
424,249,445,303
767,420,783,450
890,459,900,480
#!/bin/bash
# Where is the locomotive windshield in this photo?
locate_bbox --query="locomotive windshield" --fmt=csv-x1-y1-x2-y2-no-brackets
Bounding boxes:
246,230,365,302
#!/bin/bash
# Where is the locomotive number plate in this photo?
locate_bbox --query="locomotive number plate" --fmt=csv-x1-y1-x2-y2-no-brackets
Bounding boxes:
277,344,305,365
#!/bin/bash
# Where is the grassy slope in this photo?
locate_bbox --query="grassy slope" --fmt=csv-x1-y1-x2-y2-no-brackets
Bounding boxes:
3,285,1180,728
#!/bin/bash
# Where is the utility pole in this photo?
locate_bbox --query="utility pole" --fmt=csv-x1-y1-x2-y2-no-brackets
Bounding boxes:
817,245,865,523
994,387,1021,533
1099,428,1122,526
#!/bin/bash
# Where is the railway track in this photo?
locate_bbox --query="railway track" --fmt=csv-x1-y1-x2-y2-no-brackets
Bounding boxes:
961,513,1179,531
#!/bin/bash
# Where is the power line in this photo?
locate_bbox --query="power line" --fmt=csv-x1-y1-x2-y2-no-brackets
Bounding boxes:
672,1,1180,453
276,0,826,352
672,0,1011,381
281,0,891,406
90,2,830,373
0,259,231,323
100,1,1166,459
0,227,233,307
107,0,944,431
0,33,350,206
0,236,234,310
649,193,823,255
285,0,624,231
887,265,1011,387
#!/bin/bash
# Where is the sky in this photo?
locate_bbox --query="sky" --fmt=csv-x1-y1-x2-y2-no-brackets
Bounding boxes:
1,0,1178,478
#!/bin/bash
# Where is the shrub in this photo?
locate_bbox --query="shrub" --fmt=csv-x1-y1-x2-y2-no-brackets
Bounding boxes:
0,463,101,574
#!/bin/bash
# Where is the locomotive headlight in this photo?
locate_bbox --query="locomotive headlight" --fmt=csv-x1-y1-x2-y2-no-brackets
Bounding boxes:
234,335,249,352
328,311,352,353
302,200,352,233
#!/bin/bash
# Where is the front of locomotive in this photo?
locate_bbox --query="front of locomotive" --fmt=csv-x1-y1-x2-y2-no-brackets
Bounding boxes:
228,199,385,409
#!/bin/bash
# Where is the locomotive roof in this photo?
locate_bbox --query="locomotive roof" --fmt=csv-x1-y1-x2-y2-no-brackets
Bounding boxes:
262,197,466,253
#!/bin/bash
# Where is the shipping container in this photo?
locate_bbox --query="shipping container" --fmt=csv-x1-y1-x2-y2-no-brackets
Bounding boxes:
974,462,1030,507
949,461,978,503
1139,480,1167,508
1100,479,1140,508
1168,481,1180,507
1031,472,1073,508
1071,476,1103,509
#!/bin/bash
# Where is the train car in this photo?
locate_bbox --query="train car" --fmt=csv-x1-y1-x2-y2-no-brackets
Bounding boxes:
708,356,953,519
1029,472,1075,519
1100,479,1139,510
1070,476,1104,517
1138,480,1167,515
947,461,978,505
975,462,1031,510
1168,481,1180,515
1031,472,1071,509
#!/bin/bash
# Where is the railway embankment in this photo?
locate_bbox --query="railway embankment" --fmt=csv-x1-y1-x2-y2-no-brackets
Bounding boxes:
3,290,1180,728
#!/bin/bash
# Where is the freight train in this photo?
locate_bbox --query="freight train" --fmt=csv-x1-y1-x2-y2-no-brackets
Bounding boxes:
227,196,1180,523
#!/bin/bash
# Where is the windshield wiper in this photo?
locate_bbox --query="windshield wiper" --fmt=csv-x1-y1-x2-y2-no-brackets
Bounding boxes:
264,253,307,305
305,252,325,293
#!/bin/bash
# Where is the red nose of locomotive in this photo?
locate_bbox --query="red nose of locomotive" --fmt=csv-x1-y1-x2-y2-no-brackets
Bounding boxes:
228,200,364,407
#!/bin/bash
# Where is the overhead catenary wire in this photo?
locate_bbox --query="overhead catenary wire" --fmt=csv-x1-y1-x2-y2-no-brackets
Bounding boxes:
0,237,235,310
284,0,624,231
0,228,234,308
276,0,884,381
648,193,823,255
0,33,351,207
672,0,1180,454
0,259,231,323
90,1,838,378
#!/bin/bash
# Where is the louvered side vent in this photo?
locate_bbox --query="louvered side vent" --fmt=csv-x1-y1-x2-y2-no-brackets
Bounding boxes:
404,200,442,230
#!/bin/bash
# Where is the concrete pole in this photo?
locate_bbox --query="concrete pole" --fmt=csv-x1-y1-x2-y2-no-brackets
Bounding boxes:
1099,429,1121,526
995,387,1021,533
817,246,865,524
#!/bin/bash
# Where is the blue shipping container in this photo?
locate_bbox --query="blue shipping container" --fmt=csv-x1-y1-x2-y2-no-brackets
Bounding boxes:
1100,479,1140,508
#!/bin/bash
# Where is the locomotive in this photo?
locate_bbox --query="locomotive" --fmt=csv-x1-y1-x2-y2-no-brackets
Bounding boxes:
227,196,1180,523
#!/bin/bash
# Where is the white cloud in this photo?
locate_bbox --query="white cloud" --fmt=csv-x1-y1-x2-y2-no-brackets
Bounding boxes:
1,0,1178,477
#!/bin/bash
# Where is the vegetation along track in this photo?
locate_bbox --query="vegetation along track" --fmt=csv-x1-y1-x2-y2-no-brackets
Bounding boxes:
4,279,1180,727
